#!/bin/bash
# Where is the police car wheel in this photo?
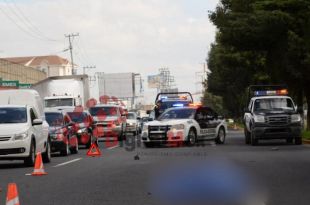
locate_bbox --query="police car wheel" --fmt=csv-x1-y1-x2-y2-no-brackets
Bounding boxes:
244,128,251,144
187,129,196,146
295,137,302,145
250,130,258,146
216,127,225,144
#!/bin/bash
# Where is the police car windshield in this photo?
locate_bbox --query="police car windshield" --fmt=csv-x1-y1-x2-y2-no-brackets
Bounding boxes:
158,108,195,120
254,98,294,112
0,107,27,123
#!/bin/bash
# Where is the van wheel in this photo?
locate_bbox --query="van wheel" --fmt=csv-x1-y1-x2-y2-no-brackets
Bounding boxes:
143,142,153,148
42,139,51,163
24,140,36,167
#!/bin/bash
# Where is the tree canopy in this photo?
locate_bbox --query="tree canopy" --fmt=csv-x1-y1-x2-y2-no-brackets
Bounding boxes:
207,0,310,128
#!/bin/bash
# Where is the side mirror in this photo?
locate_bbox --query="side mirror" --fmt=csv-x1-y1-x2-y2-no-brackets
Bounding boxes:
297,107,303,114
33,119,43,125
146,110,151,115
244,107,250,113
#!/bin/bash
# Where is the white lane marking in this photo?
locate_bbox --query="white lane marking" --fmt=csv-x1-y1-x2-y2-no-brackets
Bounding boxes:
53,158,82,167
25,173,31,176
107,145,119,150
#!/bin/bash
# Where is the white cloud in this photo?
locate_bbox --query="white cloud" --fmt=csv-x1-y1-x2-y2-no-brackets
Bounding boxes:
0,0,218,102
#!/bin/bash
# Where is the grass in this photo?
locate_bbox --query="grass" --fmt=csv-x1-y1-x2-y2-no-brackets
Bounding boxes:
302,130,310,140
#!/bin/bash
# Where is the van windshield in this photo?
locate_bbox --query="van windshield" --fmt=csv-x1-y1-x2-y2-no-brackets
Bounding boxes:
0,108,27,123
45,98,74,107
45,113,64,126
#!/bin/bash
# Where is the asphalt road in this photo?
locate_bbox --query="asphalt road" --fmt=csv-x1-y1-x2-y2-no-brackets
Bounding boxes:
0,131,310,205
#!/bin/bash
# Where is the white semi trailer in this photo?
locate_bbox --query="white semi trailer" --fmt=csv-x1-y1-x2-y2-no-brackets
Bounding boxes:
31,75,90,110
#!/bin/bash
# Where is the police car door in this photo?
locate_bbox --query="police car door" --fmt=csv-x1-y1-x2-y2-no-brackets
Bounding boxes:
205,108,220,138
195,108,209,139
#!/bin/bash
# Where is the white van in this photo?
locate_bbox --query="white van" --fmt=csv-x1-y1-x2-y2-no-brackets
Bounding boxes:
0,90,50,166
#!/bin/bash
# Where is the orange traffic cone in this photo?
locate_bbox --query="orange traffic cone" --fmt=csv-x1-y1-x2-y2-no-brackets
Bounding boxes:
32,152,47,176
87,143,101,157
6,183,20,205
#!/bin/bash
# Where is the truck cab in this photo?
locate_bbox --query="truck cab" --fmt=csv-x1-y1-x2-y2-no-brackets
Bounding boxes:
244,86,302,145
44,95,82,110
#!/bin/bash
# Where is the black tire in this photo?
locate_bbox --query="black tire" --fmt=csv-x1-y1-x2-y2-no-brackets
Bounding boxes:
60,140,70,156
215,127,226,144
70,137,79,154
143,142,153,148
295,137,302,145
250,129,258,146
244,127,251,144
286,138,293,144
24,139,36,167
187,128,197,146
42,138,51,163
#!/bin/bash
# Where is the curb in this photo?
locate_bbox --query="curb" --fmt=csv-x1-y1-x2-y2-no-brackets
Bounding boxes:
302,139,310,145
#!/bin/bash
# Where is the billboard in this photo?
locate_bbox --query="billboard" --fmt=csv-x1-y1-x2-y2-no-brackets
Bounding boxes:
98,73,135,98
147,75,160,89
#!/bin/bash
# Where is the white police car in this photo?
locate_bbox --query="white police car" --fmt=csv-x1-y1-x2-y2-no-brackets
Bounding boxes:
141,105,227,147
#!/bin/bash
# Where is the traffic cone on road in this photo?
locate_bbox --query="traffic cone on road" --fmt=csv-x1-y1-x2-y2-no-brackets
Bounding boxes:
6,183,20,205
87,143,101,157
31,152,47,176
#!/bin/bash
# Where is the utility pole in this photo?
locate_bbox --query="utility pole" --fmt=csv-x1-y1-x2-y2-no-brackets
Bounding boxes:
65,33,79,74
83,66,96,75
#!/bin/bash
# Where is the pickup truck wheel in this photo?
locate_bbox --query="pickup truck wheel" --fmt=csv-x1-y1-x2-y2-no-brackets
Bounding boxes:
42,139,51,163
24,140,36,167
250,130,258,146
244,127,251,144
60,140,70,156
286,138,293,144
295,137,302,145
215,127,226,144
187,129,197,146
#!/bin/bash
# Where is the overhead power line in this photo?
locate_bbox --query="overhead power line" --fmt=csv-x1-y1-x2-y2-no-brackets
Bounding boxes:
0,0,61,42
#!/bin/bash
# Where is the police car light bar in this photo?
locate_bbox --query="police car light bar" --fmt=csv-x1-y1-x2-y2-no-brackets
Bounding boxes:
172,103,184,107
254,89,288,96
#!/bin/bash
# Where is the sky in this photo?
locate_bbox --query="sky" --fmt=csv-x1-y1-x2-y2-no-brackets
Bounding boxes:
0,0,219,103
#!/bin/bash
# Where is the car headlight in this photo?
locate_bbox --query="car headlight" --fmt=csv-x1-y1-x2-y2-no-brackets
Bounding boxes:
143,125,148,131
14,132,28,141
291,114,301,122
77,128,87,134
171,124,185,130
253,115,265,123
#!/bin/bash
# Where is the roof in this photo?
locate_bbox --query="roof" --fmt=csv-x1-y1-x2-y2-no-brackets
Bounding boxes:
251,96,292,101
2,55,71,67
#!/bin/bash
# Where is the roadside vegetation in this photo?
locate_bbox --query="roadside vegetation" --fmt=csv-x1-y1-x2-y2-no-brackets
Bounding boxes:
205,0,310,130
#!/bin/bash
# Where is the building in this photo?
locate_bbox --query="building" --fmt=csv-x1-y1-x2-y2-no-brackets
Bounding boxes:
2,55,74,77
0,59,47,84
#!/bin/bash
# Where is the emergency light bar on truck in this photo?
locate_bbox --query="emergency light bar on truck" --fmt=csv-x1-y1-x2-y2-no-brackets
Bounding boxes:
254,89,288,96
155,92,194,103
